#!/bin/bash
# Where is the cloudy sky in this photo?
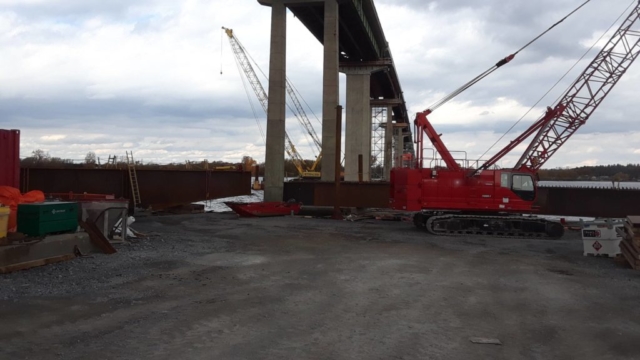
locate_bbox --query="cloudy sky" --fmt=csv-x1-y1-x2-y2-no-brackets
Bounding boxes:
1,0,639,168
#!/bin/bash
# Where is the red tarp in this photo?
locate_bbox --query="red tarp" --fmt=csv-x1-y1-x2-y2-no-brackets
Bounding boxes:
0,186,45,232
0,129,20,189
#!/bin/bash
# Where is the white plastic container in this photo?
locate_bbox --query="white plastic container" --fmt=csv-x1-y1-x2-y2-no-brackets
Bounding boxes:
581,219,624,257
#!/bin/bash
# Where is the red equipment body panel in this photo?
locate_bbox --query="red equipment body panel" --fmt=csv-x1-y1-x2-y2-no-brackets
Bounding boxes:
224,201,301,217
0,130,20,189
391,167,536,213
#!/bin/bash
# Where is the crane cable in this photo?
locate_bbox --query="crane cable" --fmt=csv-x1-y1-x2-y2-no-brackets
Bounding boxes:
235,56,267,146
220,29,224,75
289,80,322,126
236,40,319,157
477,0,637,164
425,0,592,114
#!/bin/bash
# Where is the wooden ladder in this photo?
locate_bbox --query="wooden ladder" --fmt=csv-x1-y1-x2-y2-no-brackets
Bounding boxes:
126,151,141,206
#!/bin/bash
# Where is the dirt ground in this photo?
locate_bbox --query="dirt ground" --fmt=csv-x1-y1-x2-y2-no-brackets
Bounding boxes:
1,213,639,360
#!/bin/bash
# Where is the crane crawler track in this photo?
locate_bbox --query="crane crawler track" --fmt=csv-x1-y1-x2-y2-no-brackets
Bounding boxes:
419,214,564,239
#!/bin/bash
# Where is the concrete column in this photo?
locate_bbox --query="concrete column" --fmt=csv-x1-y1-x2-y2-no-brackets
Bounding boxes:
383,106,393,180
344,73,371,181
320,0,339,181
394,128,404,168
264,0,287,202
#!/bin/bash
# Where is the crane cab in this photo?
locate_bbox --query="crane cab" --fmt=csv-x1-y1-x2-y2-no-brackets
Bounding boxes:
497,171,536,202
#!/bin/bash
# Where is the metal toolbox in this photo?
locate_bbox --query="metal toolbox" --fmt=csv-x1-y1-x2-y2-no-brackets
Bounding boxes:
17,202,79,237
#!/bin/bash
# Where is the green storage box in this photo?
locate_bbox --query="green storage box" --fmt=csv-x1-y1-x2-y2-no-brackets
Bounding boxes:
17,202,79,237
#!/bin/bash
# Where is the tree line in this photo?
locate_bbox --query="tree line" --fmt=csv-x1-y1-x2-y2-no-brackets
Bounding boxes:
20,150,256,172
538,164,640,181
22,149,637,180
19,149,323,176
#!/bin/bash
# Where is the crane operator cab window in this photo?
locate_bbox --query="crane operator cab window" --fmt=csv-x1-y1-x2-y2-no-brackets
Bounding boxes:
501,173,510,188
511,174,535,201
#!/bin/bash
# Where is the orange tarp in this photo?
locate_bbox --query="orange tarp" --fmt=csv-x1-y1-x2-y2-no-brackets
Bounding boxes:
0,186,45,232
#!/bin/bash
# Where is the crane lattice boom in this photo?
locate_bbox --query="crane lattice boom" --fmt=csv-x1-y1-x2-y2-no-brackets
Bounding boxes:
223,27,316,177
284,79,323,171
514,2,640,171
285,82,322,152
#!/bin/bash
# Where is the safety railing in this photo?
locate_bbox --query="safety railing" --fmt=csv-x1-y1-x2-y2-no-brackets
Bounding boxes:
409,147,502,170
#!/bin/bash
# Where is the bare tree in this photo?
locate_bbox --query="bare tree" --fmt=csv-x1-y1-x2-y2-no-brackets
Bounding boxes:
31,149,51,162
84,151,97,165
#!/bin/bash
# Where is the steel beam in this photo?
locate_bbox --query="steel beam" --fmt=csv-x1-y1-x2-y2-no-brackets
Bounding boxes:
370,98,402,106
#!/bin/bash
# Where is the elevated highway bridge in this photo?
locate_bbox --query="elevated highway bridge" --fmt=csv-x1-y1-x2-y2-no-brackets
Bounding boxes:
258,0,414,201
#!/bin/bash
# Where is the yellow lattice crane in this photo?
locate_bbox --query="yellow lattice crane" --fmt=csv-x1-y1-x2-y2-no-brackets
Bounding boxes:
223,27,322,178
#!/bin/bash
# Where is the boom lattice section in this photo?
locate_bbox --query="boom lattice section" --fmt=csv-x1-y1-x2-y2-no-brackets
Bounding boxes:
224,27,312,177
516,4,640,170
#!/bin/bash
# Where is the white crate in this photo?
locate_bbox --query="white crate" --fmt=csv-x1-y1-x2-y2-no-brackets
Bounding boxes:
582,221,624,257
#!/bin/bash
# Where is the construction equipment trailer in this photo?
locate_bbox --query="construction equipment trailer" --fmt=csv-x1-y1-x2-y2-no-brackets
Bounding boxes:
391,1,640,238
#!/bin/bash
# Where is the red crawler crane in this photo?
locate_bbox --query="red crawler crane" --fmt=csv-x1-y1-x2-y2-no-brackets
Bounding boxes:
391,1,640,238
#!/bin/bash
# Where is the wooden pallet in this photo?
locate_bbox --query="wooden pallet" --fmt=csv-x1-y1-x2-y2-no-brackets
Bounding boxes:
621,243,640,270
627,215,640,225
626,216,640,234
624,223,639,238
617,216,640,270
621,238,640,258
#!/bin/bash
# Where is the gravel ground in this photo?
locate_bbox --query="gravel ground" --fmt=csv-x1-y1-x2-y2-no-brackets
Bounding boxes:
0,213,241,301
1,213,640,359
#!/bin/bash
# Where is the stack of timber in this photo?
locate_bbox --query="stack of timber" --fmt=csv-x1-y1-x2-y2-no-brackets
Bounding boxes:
618,216,640,270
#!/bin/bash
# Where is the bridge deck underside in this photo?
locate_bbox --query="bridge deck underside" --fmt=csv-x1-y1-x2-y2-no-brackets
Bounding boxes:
287,1,412,149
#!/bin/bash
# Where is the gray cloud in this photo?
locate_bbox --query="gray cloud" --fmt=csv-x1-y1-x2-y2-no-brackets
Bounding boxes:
1,97,249,124
1,0,638,167
1,0,160,19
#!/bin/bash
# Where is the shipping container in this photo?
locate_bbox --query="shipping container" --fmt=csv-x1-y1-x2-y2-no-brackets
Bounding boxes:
0,130,20,188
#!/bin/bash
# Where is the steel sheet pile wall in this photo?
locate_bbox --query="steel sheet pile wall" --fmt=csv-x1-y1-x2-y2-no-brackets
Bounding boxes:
20,168,251,208
536,187,640,218
284,181,390,208
0,130,20,188
284,181,640,218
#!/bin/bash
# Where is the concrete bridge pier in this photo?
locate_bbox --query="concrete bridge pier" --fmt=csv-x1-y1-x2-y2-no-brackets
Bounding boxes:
263,0,287,202
260,0,341,193
320,0,340,182
342,67,384,182
343,70,371,182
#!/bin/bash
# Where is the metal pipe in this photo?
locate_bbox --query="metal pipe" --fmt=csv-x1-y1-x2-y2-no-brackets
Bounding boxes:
333,105,343,220
421,147,435,168
358,154,363,183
